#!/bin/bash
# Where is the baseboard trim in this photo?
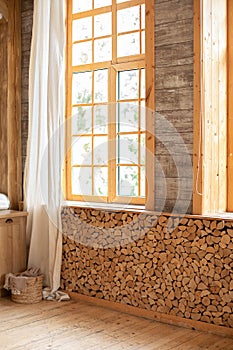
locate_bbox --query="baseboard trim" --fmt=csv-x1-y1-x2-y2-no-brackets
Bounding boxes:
69,292,233,338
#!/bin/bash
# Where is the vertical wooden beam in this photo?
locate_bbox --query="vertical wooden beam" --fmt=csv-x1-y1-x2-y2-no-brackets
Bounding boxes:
0,20,8,195
193,0,227,214
7,0,22,209
193,0,202,214
227,0,233,211
145,0,155,211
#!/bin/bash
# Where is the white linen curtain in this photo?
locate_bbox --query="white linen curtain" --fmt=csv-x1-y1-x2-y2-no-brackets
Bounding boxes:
24,0,66,292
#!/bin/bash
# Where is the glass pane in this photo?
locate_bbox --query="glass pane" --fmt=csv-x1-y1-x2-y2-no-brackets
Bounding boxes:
94,168,108,196
73,42,92,66
141,5,145,29
117,6,140,33
117,166,138,196
116,0,130,3
140,69,145,99
140,102,145,130
140,133,146,165
94,13,112,37
118,32,140,57
72,106,92,134
94,136,108,165
73,0,92,13
118,70,139,100
94,0,111,8
118,102,138,132
73,17,92,41
94,38,112,62
140,166,145,197
141,30,145,54
72,136,92,165
94,105,108,134
118,134,138,164
72,72,92,104
72,167,92,196
94,69,108,103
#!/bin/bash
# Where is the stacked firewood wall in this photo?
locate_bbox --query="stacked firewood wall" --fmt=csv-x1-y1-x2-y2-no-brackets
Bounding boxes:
61,207,233,328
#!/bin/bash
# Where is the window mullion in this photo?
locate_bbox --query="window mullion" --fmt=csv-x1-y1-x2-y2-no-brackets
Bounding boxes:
108,67,117,203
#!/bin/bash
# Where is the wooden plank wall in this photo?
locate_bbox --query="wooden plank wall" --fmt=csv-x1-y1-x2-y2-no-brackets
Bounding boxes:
154,0,194,214
0,19,8,195
0,0,22,209
21,0,33,183
193,0,227,214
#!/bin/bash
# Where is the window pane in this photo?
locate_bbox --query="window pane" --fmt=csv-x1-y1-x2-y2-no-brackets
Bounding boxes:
117,6,140,33
94,69,108,103
94,136,108,165
72,72,92,104
73,0,92,13
117,166,138,196
72,136,92,165
72,167,92,195
94,105,108,134
94,13,112,37
140,134,145,165
118,32,140,57
118,70,139,100
141,5,145,29
140,166,145,197
116,0,130,3
141,69,145,98
141,30,145,54
140,102,145,130
72,106,92,134
118,102,138,132
94,38,112,62
94,168,108,196
118,134,138,164
73,17,92,41
73,42,92,66
94,0,112,8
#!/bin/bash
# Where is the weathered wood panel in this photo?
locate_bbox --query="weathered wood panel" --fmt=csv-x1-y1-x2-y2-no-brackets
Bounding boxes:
155,0,194,214
21,0,33,177
7,0,22,209
156,64,193,90
155,0,193,25
155,19,193,47
0,21,8,194
156,41,193,68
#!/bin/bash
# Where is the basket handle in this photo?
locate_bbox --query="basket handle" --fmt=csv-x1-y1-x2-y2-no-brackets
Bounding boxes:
5,218,13,224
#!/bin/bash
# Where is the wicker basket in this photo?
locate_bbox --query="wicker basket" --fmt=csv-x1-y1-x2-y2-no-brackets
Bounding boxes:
11,274,44,304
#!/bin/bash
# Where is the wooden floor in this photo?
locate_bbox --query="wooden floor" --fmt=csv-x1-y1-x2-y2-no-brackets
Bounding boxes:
0,297,233,350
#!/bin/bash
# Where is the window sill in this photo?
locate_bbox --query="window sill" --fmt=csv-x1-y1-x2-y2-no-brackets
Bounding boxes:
62,201,146,213
62,201,233,221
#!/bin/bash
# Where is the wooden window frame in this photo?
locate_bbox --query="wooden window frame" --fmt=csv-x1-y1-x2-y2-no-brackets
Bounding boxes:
65,0,155,210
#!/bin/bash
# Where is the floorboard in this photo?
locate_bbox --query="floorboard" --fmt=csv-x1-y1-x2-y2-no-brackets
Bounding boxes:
0,297,232,350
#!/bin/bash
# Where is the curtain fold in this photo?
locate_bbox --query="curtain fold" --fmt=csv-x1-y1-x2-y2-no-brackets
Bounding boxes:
24,0,66,292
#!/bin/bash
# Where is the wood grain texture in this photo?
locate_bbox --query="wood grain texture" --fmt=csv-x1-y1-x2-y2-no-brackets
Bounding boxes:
154,0,193,214
21,0,33,182
0,0,8,21
228,0,233,211
7,0,22,209
0,20,8,195
0,296,233,349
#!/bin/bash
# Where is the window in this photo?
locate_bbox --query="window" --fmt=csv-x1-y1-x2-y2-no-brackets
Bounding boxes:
66,0,154,207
